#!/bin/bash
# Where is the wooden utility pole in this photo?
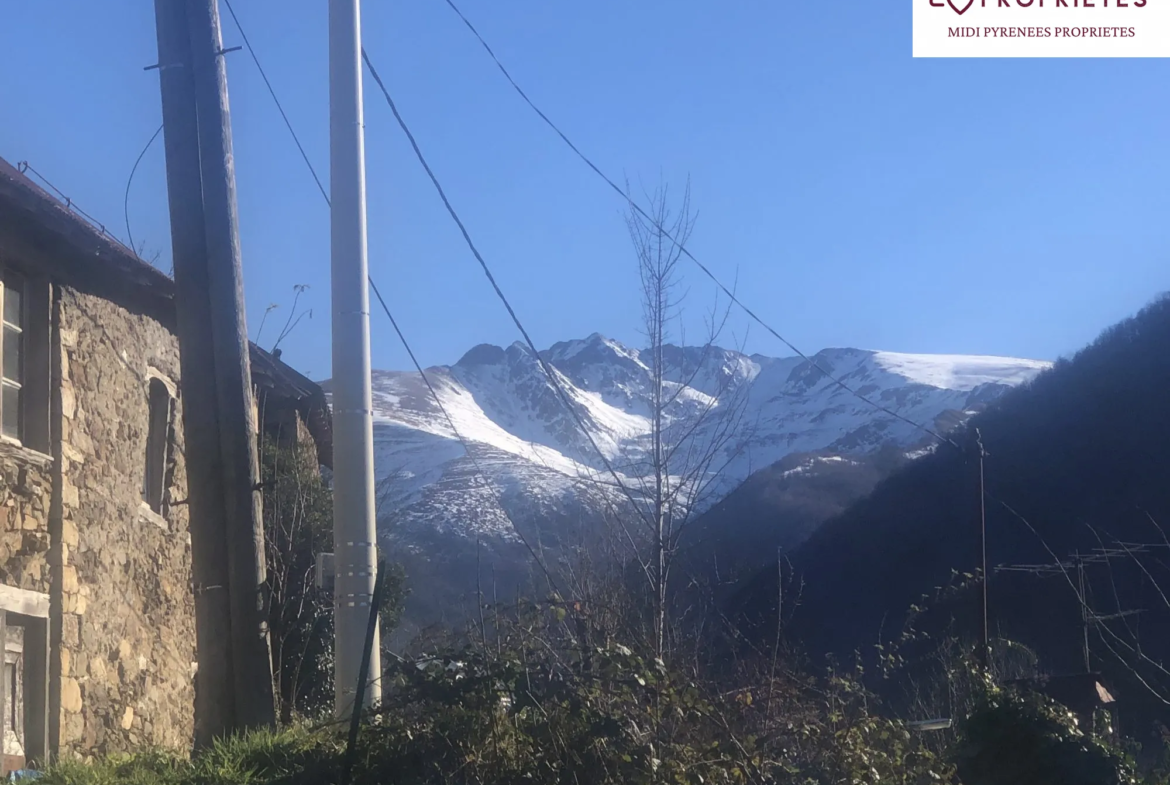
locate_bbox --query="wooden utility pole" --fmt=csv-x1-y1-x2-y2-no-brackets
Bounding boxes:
186,0,276,730
152,0,237,746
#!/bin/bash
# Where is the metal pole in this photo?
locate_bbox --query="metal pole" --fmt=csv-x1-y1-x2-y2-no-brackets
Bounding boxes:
975,428,989,670
1078,553,1090,672
330,0,382,717
340,560,387,785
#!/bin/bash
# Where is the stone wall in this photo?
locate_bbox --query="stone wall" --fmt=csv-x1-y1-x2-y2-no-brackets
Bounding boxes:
52,287,195,757
0,445,51,596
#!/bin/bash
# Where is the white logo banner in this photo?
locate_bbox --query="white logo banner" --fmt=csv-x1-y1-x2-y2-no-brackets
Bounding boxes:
913,0,1170,58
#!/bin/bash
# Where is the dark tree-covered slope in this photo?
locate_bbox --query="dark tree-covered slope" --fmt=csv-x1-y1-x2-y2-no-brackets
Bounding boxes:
679,447,910,582
732,294,1170,703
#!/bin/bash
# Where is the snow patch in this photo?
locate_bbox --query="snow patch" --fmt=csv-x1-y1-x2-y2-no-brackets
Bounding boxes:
870,352,1052,392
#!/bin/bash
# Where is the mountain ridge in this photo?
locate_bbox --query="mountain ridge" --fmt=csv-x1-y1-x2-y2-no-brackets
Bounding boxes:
322,335,1050,644
322,336,1051,542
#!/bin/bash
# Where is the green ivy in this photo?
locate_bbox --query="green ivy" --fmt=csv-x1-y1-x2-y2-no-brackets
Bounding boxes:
953,687,1138,785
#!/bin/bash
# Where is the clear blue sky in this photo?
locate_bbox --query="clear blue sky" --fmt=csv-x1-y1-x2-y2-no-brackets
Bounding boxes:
1,1,1168,381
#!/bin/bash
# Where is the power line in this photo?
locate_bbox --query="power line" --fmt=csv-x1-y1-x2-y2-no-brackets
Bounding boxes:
124,123,164,257
367,279,563,592
365,9,1165,678
439,0,958,451
991,496,1170,700
218,5,559,580
436,4,1161,669
361,47,654,532
221,0,331,206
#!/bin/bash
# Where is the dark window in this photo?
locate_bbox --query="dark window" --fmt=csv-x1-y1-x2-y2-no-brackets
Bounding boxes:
0,273,23,442
142,378,173,513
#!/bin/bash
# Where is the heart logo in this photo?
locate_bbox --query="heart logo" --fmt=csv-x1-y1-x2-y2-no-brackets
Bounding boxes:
947,0,974,14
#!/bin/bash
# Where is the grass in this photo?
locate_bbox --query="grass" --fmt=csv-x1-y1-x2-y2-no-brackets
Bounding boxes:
41,726,344,785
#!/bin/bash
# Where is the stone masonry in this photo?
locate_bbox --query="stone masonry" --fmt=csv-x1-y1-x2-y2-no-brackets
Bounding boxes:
0,447,51,598
51,287,196,757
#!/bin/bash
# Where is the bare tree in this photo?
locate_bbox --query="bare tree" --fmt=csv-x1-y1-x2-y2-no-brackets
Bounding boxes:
261,436,334,722
264,438,409,721
616,179,751,660
376,461,416,519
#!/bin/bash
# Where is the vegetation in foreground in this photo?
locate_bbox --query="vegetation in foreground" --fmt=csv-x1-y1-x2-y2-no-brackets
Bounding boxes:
41,598,1167,785
39,672,1159,785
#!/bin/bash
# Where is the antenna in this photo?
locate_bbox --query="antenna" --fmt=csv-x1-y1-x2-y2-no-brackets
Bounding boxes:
974,428,989,670
996,545,1150,673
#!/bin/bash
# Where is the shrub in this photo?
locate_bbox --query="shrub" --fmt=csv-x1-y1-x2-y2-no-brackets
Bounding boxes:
953,687,1137,785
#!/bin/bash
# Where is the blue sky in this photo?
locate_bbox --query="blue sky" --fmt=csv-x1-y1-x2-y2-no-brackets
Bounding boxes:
1,1,1168,381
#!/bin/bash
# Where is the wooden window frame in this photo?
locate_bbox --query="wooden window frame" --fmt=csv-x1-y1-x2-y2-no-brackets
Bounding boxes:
0,587,48,774
0,264,48,455
0,272,25,446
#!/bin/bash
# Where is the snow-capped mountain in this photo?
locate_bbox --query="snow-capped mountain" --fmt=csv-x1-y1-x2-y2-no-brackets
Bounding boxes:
342,335,1051,543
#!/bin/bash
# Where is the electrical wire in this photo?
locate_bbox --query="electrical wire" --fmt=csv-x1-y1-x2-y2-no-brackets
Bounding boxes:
124,123,164,259
221,0,331,206
361,47,654,531
220,4,561,585
368,278,564,592
430,11,1151,665
439,0,959,452
219,4,1080,671
989,494,1170,702
409,4,1170,678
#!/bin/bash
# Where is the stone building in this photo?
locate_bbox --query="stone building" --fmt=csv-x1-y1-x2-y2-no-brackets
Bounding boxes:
0,155,197,769
251,344,332,473
0,156,330,769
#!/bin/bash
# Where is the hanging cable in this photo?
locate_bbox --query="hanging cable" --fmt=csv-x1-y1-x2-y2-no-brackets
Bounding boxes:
124,123,164,258
362,47,654,531
220,4,563,583
439,0,959,451
367,278,563,591
221,0,331,206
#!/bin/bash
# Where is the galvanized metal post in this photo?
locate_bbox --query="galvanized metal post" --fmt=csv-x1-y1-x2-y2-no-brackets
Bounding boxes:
329,0,382,717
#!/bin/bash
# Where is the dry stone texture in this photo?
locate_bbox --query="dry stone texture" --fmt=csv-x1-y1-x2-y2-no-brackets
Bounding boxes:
52,288,196,756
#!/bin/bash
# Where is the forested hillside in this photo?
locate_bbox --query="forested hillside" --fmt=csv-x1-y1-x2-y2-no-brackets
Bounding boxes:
679,446,910,581
733,294,1170,741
